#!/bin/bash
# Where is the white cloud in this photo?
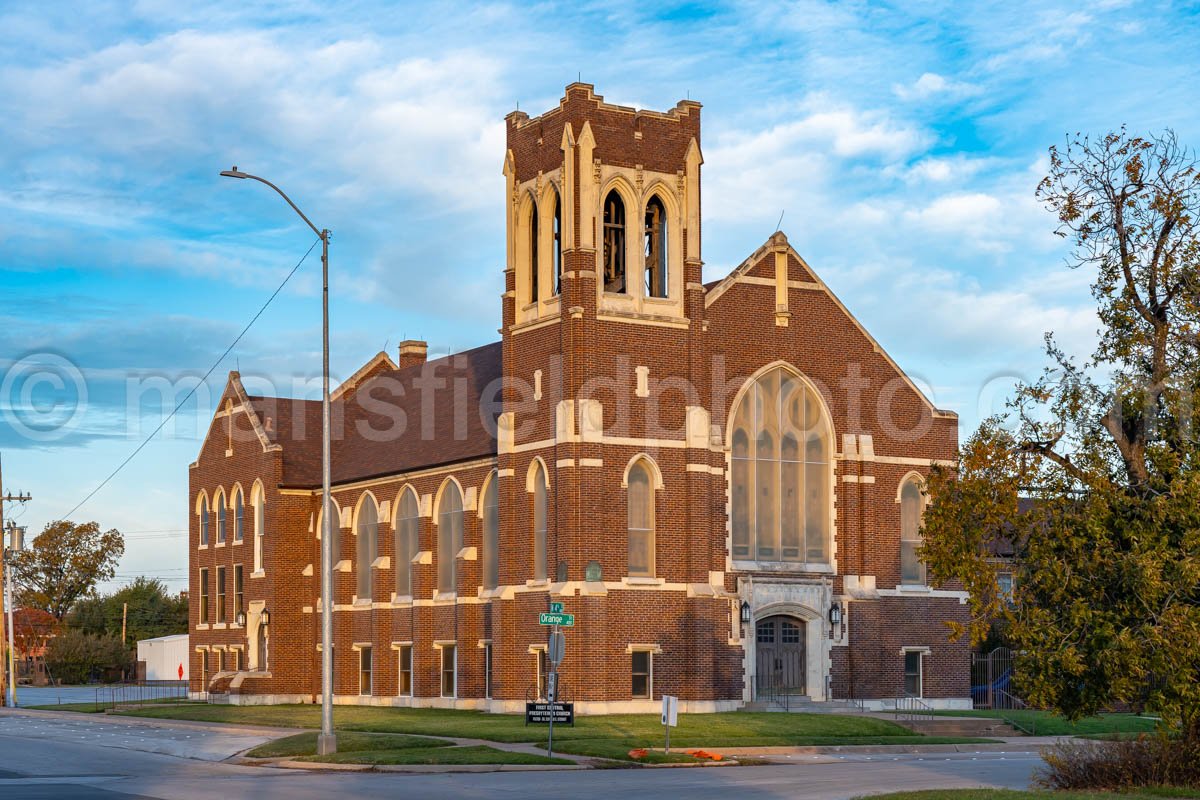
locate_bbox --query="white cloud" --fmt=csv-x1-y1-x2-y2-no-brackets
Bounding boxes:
893,72,980,102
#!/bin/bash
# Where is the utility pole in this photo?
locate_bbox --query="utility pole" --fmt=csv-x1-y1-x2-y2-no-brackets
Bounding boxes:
0,454,33,708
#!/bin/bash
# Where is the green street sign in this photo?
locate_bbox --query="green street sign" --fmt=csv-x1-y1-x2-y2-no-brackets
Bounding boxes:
549,602,564,613
539,612,575,627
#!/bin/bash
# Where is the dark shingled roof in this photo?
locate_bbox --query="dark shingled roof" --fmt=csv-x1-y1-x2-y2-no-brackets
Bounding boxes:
249,341,503,489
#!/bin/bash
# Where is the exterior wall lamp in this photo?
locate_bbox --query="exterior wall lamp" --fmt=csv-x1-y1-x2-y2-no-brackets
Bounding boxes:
740,600,752,624
829,601,843,626
235,611,246,627
260,609,270,627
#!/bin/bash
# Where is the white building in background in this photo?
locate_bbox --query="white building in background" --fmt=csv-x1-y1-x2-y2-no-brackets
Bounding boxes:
137,634,189,682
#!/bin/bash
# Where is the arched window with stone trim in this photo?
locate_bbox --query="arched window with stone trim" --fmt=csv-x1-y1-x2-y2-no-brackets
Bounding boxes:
481,472,499,590
356,494,379,599
602,190,626,293
644,194,668,298
730,366,831,564
551,188,562,295
528,196,540,303
626,459,656,577
215,490,227,545
437,481,464,593
899,476,926,585
252,481,265,574
530,461,548,581
233,486,245,543
395,487,419,597
198,493,210,547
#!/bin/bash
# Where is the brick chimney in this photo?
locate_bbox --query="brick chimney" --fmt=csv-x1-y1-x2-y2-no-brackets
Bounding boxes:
398,340,428,370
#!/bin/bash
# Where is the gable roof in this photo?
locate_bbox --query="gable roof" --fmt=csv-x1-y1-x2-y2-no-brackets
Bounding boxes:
705,231,956,419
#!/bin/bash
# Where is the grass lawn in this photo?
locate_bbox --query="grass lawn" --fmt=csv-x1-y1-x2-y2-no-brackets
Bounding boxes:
861,790,1200,799
248,730,572,766
111,704,991,752
929,710,1159,737
246,731,451,758
299,745,573,766
27,699,205,714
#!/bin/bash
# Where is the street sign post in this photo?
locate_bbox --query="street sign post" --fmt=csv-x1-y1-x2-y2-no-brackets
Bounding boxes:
538,612,574,626
548,631,564,665
662,695,679,752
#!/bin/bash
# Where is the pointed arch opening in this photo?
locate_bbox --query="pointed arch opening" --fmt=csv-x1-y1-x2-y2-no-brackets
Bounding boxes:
644,194,668,298
394,486,420,597
602,189,627,293
552,188,563,296
528,194,540,303
480,471,500,590
528,459,549,581
730,365,832,565
251,481,266,574
316,497,342,568
214,489,227,545
355,493,379,600
232,485,245,543
626,458,657,577
436,480,464,593
196,491,211,547
899,474,927,585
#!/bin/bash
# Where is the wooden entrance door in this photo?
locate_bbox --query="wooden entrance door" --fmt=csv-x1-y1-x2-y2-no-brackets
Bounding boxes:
756,615,806,694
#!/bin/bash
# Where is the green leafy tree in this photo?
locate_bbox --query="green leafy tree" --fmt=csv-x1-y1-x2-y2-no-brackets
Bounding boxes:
44,628,133,685
921,130,1200,738
70,577,188,643
11,521,124,620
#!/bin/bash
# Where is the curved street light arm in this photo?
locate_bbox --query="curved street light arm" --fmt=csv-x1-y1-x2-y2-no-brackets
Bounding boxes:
220,167,325,239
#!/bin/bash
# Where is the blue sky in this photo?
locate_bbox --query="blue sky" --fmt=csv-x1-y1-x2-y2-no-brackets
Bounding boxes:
2,0,1198,593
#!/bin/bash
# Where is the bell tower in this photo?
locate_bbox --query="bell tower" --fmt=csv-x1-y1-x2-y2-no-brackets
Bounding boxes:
496,88,710,703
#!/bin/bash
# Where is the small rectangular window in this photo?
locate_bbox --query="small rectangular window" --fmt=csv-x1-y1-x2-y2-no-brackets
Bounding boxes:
199,568,209,622
631,651,652,699
441,645,457,698
904,651,923,697
359,647,373,696
200,651,208,687
997,572,1015,603
216,649,224,673
234,565,244,618
235,648,244,671
216,566,227,622
398,645,413,697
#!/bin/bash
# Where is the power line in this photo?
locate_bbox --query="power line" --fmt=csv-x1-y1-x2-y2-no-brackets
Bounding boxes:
59,236,321,522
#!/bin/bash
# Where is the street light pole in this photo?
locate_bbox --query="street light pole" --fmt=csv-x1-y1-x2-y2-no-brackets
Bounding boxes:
220,168,336,755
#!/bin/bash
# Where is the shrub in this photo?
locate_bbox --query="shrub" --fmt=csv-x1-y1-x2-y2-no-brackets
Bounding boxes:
45,629,134,685
1037,734,1200,791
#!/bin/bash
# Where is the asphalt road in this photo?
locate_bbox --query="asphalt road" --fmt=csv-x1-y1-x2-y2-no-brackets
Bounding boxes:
0,711,1041,800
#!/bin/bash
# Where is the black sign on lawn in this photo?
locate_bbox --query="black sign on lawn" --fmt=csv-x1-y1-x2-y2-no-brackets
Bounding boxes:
525,701,574,725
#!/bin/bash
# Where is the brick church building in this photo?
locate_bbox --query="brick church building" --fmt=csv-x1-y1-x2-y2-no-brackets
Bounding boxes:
188,84,970,712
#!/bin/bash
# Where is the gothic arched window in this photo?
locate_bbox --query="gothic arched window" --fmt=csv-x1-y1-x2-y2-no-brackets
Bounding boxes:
602,190,627,293
437,482,464,593
481,473,499,590
730,367,831,564
644,195,668,298
627,459,656,576
356,494,379,599
900,478,926,585
395,487,419,597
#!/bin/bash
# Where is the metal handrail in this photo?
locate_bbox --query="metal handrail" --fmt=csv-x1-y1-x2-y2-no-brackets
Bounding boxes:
894,695,935,721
